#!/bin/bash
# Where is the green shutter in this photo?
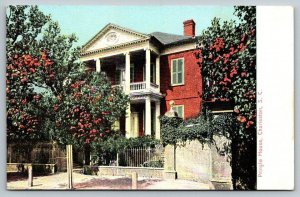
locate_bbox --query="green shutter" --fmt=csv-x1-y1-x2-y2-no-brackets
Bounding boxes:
173,73,177,84
173,60,177,72
172,60,176,84
177,73,182,84
178,60,183,72
172,59,184,85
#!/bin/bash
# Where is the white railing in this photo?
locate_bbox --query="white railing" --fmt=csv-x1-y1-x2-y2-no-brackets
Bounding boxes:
130,82,146,91
129,81,159,92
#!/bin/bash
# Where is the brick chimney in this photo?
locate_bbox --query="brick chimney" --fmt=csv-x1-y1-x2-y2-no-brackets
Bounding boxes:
183,19,195,37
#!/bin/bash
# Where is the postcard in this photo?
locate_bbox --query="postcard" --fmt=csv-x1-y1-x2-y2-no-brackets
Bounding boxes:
6,5,294,190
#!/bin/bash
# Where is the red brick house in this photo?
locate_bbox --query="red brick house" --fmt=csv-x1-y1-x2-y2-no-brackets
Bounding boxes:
80,19,202,139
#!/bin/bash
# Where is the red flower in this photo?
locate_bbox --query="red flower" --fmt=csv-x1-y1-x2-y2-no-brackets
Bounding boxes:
21,78,28,83
241,72,247,77
21,99,27,104
237,116,247,123
102,111,110,115
33,95,40,100
49,74,55,80
29,68,36,73
85,138,90,144
224,77,231,83
213,57,220,63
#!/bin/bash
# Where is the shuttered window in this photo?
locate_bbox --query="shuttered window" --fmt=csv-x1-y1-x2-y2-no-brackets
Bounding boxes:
171,58,184,85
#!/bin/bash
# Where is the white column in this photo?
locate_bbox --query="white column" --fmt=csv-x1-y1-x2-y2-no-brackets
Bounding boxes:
125,52,131,138
95,58,101,72
125,52,131,94
155,55,160,91
125,103,131,138
145,49,151,89
155,101,161,139
145,96,151,136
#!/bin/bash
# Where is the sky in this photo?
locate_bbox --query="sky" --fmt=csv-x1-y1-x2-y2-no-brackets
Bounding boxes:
39,6,239,47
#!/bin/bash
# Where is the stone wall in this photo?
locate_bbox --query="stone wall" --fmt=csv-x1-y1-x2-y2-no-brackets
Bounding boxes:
164,139,232,186
175,141,212,182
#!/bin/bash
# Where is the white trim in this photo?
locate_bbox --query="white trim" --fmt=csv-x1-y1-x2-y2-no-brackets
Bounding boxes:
211,110,234,114
161,42,196,55
171,57,185,86
82,23,150,52
80,41,149,61
173,105,184,119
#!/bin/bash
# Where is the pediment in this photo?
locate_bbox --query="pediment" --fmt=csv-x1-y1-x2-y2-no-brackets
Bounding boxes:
82,23,150,53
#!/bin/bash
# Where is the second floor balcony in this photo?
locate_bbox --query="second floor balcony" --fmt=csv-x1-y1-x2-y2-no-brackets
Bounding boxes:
84,49,161,96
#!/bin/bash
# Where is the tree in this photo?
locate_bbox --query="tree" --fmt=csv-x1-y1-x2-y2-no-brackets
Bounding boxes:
6,5,129,147
43,71,129,147
6,6,50,142
6,54,49,142
195,6,256,189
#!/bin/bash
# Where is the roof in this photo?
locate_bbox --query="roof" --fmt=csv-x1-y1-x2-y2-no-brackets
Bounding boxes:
149,32,196,46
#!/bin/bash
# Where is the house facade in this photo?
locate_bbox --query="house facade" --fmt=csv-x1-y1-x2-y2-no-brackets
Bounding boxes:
80,19,202,139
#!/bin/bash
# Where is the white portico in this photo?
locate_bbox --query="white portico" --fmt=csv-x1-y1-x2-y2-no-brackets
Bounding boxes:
80,23,163,139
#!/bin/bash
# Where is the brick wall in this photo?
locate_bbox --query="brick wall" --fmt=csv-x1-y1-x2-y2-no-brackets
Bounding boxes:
160,50,202,119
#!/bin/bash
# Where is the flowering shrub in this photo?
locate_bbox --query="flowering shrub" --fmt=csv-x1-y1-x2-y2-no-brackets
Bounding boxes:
195,6,257,190
6,5,129,148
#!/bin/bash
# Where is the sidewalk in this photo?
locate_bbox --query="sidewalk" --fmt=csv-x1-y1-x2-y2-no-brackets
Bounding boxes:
7,172,210,190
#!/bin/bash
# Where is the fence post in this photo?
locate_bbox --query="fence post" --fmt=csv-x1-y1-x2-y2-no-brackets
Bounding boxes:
28,164,33,187
131,172,138,189
66,145,73,189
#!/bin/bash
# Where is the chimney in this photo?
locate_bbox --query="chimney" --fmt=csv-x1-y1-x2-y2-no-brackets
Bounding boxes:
183,19,195,37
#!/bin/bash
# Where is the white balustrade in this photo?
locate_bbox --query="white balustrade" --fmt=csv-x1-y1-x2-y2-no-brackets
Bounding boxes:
130,82,146,91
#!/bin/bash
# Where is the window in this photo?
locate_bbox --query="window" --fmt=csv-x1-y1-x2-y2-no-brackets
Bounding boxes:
173,105,184,118
171,58,184,85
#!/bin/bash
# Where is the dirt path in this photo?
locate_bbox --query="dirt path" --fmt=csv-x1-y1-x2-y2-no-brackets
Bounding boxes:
7,172,210,190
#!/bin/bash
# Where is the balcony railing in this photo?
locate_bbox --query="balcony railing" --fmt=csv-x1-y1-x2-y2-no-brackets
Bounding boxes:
130,82,146,91
130,82,159,92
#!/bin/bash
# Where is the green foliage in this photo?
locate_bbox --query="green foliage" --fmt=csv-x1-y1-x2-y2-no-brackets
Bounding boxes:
6,5,51,142
41,71,129,147
142,160,164,168
195,6,257,190
160,113,236,147
93,134,160,154
196,6,256,137
160,116,183,145
6,5,130,147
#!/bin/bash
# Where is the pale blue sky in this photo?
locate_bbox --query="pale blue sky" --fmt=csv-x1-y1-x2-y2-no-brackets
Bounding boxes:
39,6,238,47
